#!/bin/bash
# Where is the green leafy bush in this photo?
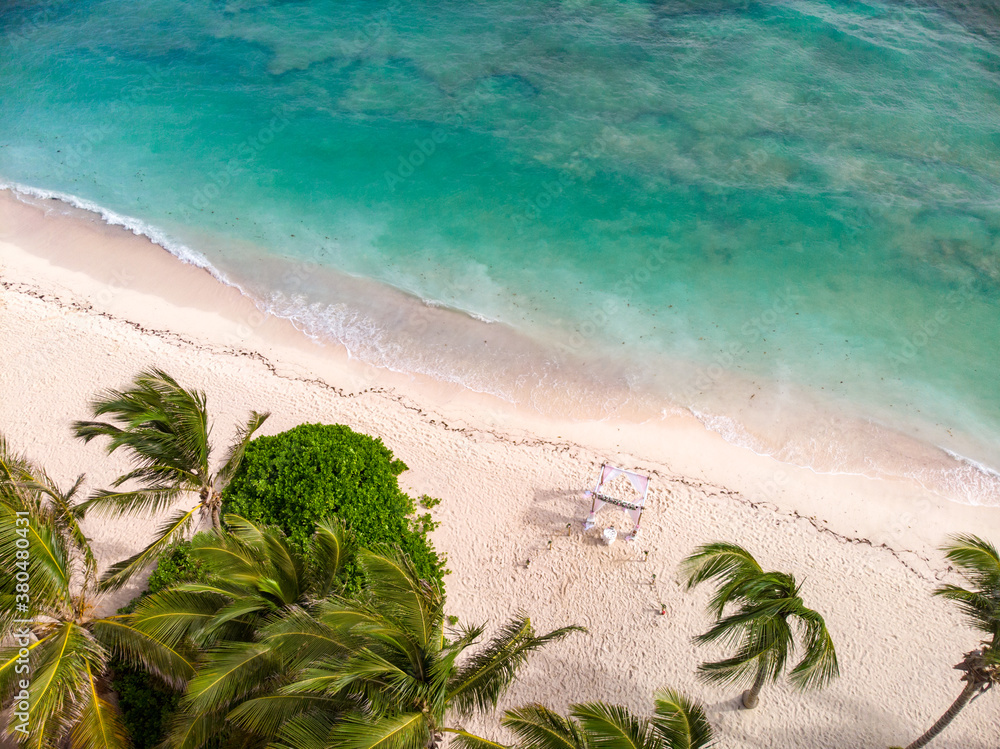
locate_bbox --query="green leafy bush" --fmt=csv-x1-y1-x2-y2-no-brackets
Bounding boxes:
145,538,209,594
222,423,444,591
420,494,442,509
112,670,181,749
111,540,211,749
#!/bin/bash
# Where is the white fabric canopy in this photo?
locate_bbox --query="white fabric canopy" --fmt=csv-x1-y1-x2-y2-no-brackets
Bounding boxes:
582,463,650,541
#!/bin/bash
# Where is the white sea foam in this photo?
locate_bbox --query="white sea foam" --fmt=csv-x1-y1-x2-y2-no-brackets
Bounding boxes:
1,181,505,341
4,182,999,508
943,448,1000,480
932,449,1000,506
2,181,224,280
691,405,1000,507
421,297,499,324
260,289,518,401
690,410,769,455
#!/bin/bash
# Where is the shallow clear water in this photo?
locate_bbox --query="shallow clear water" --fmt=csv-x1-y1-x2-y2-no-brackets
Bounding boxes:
2,0,999,497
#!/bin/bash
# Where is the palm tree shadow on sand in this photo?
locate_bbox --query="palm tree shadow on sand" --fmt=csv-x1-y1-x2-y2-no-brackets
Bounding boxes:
746,691,995,749
708,694,747,713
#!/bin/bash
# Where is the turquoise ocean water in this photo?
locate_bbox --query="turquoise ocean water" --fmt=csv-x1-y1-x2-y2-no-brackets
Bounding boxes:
2,0,999,502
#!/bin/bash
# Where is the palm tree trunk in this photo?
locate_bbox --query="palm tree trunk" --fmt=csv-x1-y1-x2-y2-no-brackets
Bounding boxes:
904,681,979,749
741,667,767,709
210,491,222,530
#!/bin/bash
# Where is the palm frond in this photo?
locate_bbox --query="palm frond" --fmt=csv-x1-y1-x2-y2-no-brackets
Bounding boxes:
0,432,35,495
651,690,714,749
74,375,208,477
72,368,215,494
357,549,443,648
695,652,765,688
214,410,270,490
697,609,792,688
108,465,197,489
24,622,107,746
935,585,999,636
32,473,97,578
97,504,200,591
308,516,348,597
90,615,197,688
693,598,794,650
729,571,798,603
444,727,512,749
72,418,124,446
68,659,129,749
196,597,273,643
0,445,97,582
220,512,268,548
571,701,653,749
448,615,584,718
446,622,487,651
258,528,303,600
787,608,839,690
261,605,355,667
127,587,230,647
679,543,763,616
189,527,262,581
0,507,72,615
941,534,1000,586
160,708,229,749
0,433,83,516
269,713,340,749
0,633,55,699
278,666,345,698
198,516,304,607
327,712,427,749
77,486,183,518
227,693,344,737
315,601,417,661
501,704,584,749
936,535,1000,642
309,647,425,702
182,642,275,715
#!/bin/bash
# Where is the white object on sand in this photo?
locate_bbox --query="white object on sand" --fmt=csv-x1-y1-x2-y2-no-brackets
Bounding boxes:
582,464,650,541
602,526,618,545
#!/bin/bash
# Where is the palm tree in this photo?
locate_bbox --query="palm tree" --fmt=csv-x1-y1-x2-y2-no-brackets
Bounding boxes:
131,513,348,647
0,435,195,749
500,689,714,749
897,534,999,749
177,549,582,749
72,368,269,590
679,542,838,709
0,433,93,634
126,513,349,748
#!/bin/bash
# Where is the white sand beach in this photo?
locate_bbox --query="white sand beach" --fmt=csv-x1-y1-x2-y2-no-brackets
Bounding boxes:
1,189,998,748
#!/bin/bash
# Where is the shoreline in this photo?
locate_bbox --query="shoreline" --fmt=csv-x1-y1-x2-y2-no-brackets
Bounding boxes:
3,183,1000,747
3,183,999,509
3,182,1000,565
